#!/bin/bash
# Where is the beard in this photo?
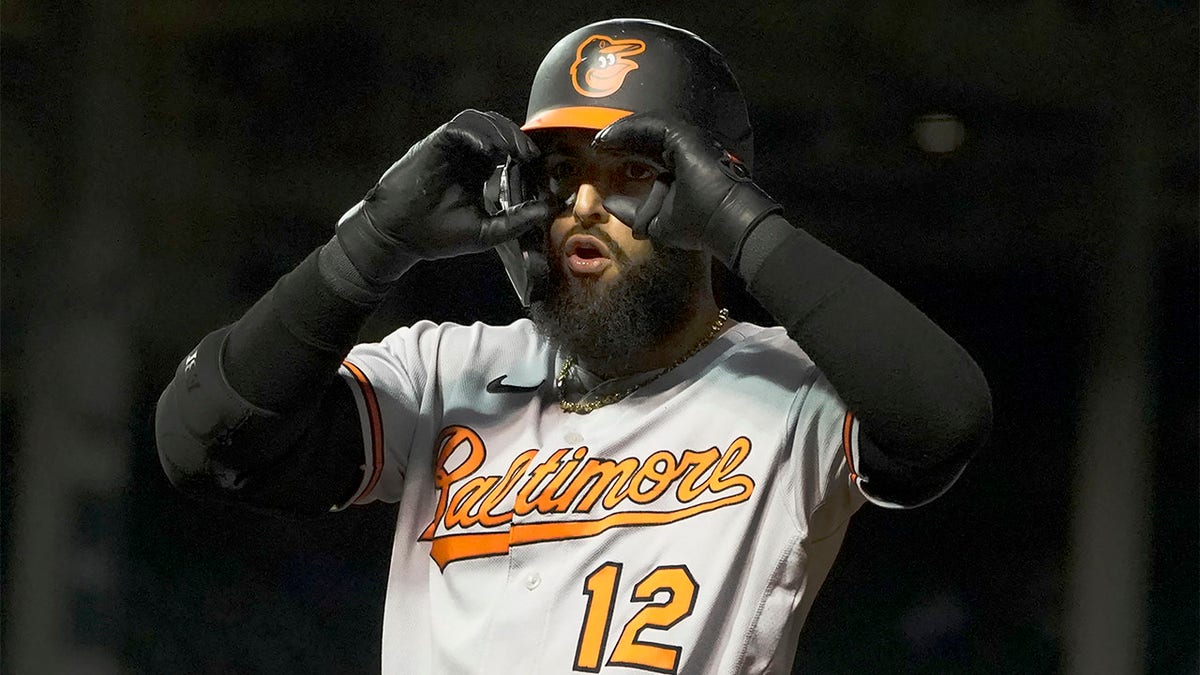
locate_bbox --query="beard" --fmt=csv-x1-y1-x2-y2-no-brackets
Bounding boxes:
528,235,708,375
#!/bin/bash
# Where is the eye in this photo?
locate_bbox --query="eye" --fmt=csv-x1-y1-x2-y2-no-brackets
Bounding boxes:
541,156,584,202
622,161,657,182
547,158,582,182
607,160,661,200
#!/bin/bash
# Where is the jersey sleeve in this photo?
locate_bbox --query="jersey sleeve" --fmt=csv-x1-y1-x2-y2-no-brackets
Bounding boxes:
788,368,910,539
330,320,441,508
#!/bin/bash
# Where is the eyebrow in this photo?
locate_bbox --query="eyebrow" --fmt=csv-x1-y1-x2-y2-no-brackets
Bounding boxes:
531,129,595,157
540,143,589,159
543,146,658,162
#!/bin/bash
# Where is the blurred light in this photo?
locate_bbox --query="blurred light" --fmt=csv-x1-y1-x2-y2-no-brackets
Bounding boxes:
914,113,965,154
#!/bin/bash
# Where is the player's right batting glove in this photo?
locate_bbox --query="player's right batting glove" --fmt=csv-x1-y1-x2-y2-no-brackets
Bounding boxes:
336,110,553,285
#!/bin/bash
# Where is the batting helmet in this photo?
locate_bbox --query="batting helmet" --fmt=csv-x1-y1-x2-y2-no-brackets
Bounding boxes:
523,18,753,167
496,18,753,307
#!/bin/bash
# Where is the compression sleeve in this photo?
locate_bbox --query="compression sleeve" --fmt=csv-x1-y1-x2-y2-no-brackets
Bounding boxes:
154,238,391,515
736,215,992,506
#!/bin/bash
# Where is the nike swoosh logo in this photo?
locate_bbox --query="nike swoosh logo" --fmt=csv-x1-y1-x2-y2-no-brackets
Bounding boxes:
486,375,543,394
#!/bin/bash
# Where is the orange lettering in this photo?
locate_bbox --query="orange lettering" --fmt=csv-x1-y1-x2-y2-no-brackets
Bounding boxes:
708,436,754,494
478,449,539,527
420,426,486,541
568,457,640,511
628,450,685,504
562,457,634,513
514,449,570,515
445,476,498,529
420,426,758,570
532,447,589,513
676,448,721,502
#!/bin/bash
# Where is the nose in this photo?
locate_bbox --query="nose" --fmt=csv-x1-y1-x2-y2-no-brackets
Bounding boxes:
572,182,609,228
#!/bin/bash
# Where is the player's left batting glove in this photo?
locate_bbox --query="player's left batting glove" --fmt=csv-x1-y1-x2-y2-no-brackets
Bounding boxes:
591,114,782,269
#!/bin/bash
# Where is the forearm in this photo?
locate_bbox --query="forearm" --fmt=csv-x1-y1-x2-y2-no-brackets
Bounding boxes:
154,238,401,513
222,237,402,407
737,215,992,502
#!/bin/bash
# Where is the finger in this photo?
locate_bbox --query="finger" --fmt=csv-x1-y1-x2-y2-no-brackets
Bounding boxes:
478,199,552,247
513,122,541,161
647,187,678,244
601,195,638,227
591,113,672,167
602,176,670,241
482,111,540,162
444,110,534,166
632,179,670,239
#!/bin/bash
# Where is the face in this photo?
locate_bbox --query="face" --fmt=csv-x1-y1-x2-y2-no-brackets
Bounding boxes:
535,128,659,284
525,128,709,370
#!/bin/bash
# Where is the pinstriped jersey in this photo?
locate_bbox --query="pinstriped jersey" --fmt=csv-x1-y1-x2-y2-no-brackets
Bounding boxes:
335,319,893,674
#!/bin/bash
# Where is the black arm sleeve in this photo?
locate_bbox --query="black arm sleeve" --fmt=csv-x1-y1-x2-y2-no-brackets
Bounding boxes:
154,239,390,516
737,215,992,506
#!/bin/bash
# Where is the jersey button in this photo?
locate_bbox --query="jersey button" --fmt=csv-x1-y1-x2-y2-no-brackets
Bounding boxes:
525,573,541,590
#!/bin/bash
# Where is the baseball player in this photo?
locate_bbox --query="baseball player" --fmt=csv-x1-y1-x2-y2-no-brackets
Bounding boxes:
156,18,991,674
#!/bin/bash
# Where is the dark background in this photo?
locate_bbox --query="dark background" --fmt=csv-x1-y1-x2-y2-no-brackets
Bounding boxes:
2,1,1196,673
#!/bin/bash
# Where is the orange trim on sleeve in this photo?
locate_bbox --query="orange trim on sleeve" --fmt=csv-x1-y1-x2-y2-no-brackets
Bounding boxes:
842,411,858,482
342,360,385,501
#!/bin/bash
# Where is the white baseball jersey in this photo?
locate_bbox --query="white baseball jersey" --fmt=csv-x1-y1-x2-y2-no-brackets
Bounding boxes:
334,318,901,674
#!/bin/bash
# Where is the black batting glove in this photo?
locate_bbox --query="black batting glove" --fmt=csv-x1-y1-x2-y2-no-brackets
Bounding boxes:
591,113,782,269
336,110,553,285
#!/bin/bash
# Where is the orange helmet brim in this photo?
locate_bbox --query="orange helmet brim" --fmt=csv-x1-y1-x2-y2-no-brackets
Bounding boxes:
521,105,633,132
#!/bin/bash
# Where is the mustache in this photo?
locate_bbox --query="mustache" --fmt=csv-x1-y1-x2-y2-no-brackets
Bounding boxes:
556,223,632,265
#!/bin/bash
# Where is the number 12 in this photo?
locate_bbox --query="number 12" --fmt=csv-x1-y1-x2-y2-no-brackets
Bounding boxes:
573,562,699,674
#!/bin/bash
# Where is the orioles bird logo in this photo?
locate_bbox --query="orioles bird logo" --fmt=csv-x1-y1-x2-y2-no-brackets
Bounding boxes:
570,34,647,98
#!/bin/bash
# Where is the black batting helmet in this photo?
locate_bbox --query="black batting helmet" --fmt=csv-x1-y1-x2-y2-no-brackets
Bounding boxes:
522,18,754,168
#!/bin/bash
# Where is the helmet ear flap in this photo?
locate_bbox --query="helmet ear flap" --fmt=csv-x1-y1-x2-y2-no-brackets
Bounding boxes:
496,228,550,309
488,158,553,308
516,223,550,303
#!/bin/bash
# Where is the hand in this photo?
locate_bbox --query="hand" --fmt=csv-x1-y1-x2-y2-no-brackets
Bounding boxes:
336,110,552,284
591,113,781,268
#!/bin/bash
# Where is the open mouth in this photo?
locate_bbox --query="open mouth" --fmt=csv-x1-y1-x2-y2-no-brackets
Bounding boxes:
572,245,604,259
565,235,611,259
563,235,613,275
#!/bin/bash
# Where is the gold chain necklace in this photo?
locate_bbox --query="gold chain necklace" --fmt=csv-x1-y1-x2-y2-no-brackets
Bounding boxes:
556,308,730,414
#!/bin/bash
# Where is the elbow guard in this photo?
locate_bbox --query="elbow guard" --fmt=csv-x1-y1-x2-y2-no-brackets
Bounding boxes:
154,325,283,499
855,411,990,509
